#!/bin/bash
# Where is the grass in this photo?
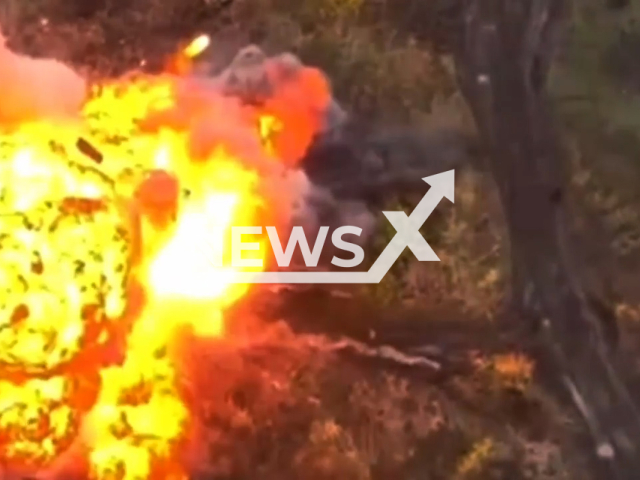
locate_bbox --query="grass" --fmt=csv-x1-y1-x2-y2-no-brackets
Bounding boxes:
364,167,506,319
180,328,572,480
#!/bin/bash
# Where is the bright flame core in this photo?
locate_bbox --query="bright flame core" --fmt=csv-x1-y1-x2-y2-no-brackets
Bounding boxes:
0,42,330,480
183,35,210,59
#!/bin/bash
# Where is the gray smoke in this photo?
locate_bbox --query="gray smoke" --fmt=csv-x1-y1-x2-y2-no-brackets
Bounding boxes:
197,45,475,245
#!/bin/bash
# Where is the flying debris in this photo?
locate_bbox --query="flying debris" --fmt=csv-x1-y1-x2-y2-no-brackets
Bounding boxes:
76,137,103,163
183,34,210,59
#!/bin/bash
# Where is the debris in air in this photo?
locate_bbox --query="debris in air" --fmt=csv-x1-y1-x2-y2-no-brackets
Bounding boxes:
76,137,103,164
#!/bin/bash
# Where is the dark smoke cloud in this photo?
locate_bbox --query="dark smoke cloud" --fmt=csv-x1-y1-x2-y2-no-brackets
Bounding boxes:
304,126,472,200
201,45,475,244
297,125,473,248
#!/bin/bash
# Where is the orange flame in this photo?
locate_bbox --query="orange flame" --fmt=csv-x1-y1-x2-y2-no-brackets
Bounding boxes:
0,43,332,480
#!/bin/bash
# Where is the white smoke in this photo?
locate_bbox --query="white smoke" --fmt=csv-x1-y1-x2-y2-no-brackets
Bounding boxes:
0,30,86,124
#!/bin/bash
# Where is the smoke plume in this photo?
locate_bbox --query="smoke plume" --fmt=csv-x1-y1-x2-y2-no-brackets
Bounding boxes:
0,31,86,124
189,44,474,246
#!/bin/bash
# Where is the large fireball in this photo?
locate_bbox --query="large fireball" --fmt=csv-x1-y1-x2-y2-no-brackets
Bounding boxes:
0,35,331,480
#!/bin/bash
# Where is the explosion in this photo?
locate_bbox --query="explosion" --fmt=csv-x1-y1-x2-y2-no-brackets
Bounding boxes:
0,34,332,480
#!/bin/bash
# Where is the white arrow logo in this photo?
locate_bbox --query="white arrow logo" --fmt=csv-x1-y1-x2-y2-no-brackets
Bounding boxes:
226,169,454,284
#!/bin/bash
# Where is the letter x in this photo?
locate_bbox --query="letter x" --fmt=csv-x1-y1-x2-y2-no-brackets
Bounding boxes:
382,210,438,261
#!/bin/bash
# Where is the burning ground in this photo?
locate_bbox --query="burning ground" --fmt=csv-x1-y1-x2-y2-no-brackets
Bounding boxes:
0,13,598,480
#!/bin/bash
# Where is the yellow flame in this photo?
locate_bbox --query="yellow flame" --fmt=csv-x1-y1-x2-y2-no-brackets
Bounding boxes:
258,115,283,156
0,74,271,479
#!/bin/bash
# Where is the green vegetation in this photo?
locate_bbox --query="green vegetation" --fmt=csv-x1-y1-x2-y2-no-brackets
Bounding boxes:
553,1,640,262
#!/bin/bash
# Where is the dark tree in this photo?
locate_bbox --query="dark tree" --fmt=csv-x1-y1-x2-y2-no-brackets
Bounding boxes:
452,1,640,478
